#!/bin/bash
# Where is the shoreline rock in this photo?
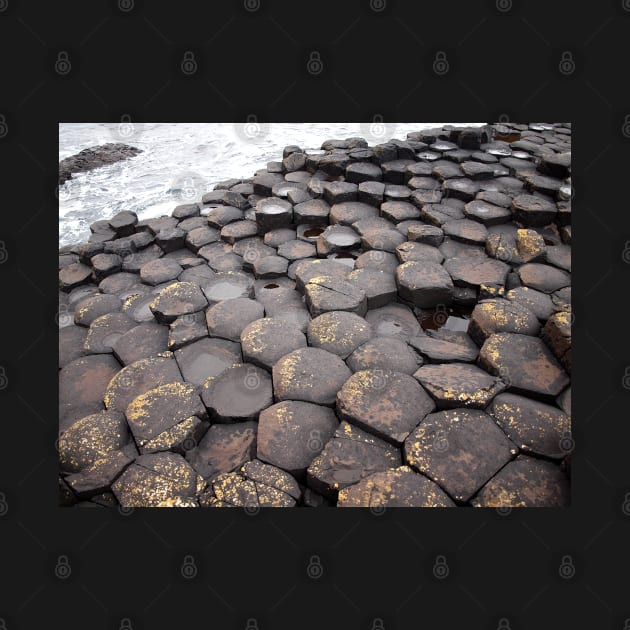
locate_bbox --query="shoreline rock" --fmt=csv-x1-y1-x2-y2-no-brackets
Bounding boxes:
59,143,142,185
59,122,571,508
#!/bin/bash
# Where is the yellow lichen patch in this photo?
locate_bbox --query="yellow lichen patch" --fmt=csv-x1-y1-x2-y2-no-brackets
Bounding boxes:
142,416,199,451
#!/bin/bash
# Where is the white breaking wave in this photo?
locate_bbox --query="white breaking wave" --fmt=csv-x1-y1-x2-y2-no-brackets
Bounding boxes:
58,122,484,247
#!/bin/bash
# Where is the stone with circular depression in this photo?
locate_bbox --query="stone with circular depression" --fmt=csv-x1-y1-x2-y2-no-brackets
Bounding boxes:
273,347,352,406
277,239,316,261
240,317,307,370
293,199,330,225
255,197,293,232
174,337,241,386
403,408,515,502
317,225,361,255
201,363,272,421
83,312,136,354
202,271,255,305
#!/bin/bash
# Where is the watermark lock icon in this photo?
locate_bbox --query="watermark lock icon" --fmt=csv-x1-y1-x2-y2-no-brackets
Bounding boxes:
433,51,449,76
370,0,386,12
118,0,134,11
371,619,385,630
244,0,260,10
0,114,7,139
497,619,511,630
558,554,575,579
244,366,260,390
621,492,630,516
0,492,8,517
496,0,512,12
0,240,8,264
119,619,133,630
558,51,575,75
432,555,449,579
307,555,323,579
55,51,71,76
623,367,630,390
181,51,197,76
55,555,71,579
307,51,323,76
245,619,259,630
181,555,197,579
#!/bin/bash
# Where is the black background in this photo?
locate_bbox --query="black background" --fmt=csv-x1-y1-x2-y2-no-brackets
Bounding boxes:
1,1,629,629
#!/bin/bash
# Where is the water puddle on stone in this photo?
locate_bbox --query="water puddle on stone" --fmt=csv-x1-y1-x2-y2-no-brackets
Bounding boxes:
264,283,279,289
259,203,287,214
188,354,233,382
206,281,245,300
303,227,325,238
420,306,474,332
326,231,359,247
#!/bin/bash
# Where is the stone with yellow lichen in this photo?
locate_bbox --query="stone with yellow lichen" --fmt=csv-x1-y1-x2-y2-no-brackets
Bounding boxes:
125,382,206,447
541,310,571,374
409,331,478,364
468,298,540,345
240,317,306,370
294,258,351,293
186,421,257,480
505,286,556,321
59,410,132,472
273,347,352,406
203,460,300,507
74,293,122,327
167,311,207,351
403,408,516,503
306,421,401,499
336,369,435,445
257,401,338,476
111,452,198,507
156,497,199,507
304,275,367,317
104,355,183,412
142,415,208,454
65,450,134,498
201,363,272,421
83,312,136,354
478,332,569,400
517,263,570,294
306,311,373,359
471,455,569,507
337,466,456,508
149,281,208,324
487,392,571,459
347,335,421,374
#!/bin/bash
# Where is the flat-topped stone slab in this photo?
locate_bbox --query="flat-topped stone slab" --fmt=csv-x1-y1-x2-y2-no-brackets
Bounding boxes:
306,421,401,499
307,311,373,359
470,455,569,508
201,363,272,421
404,408,516,502
395,261,454,308
205,297,264,342
468,298,540,345
336,369,435,445
240,317,307,370
478,332,570,400
338,466,456,508
304,275,367,317
257,401,339,477
273,347,352,406
413,362,506,409
112,322,169,366
174,337,241,386
347,336,420,375
149,281,208,324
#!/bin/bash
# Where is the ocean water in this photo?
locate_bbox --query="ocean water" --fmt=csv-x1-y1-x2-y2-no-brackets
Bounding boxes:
58,122,484,247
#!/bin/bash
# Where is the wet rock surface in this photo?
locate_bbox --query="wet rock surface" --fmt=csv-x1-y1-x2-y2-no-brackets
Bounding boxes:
59,123,571,507
59,143,142,185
